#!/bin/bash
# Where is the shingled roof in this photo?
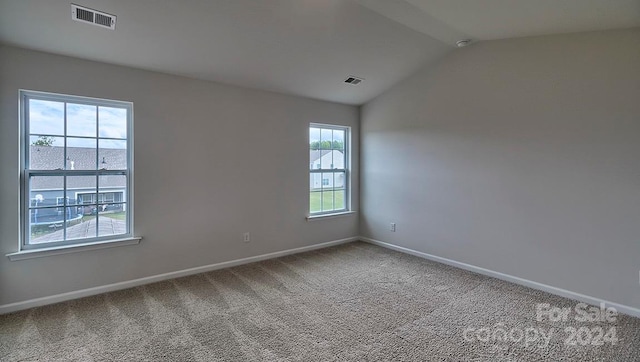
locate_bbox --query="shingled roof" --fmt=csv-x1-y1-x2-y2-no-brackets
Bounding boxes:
310,149,333,163
30,146,127,190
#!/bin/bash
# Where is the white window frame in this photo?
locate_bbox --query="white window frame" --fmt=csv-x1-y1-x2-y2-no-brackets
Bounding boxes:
309,123,350,216
18,90,135,251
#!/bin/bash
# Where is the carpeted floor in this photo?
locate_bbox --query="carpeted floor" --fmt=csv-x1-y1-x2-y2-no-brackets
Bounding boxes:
1,241,639,361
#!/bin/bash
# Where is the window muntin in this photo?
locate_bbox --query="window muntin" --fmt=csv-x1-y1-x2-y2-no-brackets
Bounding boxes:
21,90,133,249
309,124,349,215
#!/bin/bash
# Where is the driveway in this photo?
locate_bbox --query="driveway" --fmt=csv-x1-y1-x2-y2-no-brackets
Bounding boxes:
31,216,126,244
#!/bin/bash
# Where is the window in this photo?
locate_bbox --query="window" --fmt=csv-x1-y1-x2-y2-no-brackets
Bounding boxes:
77,191,124,205
309,124,349,215
20,90,133,250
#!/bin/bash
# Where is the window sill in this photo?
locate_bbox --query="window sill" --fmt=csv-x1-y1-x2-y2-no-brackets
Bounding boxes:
6,237,142,261
306,211,357,221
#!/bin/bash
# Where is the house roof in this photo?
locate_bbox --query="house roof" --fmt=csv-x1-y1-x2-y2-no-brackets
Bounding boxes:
310,150,333,163
30,146,127,191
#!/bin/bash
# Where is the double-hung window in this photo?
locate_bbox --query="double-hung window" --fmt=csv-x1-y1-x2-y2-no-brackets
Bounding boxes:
20,90,133,250
309,124,349,215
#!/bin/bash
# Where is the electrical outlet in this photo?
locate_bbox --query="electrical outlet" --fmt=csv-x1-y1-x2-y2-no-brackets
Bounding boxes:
390,223,396,232
243,232,251,242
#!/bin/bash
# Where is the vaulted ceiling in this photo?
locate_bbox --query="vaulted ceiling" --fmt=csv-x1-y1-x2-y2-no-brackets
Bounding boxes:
1,0,638,105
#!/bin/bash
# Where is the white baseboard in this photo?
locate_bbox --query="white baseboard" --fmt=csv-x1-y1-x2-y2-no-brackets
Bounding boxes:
0,236,358,315
360,237,640,319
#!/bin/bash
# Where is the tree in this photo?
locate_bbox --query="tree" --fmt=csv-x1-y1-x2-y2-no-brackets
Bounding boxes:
310,140,344,150
32,136,55,147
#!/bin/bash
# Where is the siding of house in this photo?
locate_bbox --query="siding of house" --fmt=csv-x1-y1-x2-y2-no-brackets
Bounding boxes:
309,150,345,189
26,145,129,223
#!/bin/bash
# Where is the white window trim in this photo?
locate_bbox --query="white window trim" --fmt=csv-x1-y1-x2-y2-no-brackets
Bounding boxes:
306,211,357,221
10,89,137,257
7,237,142,261
309,123,350,216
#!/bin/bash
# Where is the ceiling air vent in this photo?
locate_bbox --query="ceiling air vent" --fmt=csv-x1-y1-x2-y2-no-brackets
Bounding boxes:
344,76,364,86
71,4,116,30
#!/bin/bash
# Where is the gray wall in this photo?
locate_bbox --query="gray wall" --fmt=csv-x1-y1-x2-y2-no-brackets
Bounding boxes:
0,46,359,306
361,28,640,309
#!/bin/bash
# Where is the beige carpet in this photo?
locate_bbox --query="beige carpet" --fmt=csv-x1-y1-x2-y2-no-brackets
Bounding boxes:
1,241,639,361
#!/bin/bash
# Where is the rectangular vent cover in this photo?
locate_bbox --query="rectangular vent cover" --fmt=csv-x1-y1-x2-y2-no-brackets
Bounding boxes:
344,76,364,85
71,4,116,30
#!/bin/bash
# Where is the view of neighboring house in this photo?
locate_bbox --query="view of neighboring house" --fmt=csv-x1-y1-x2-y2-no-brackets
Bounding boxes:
309,149,345,189
29,145,127,225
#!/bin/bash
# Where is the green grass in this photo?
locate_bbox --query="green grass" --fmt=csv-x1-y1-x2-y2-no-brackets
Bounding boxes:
310,190,345,213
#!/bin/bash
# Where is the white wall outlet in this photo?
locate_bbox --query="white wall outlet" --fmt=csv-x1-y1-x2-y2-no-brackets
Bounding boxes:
390,223,396,232
243,232,251,242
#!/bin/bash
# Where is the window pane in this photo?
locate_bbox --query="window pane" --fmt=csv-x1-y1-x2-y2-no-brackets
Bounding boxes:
28,175,65,245
98,203,127,237
99,175,126,201
333,149,345,169
334,171,346,189
320,128,332,149
67,138,97,170
29,99,64,136
309,127,320,150
29,209,64,244
99,107,127,139
321,172,333,190
320,150,331,169
310,192,322,213
310,149,323,170
67,103,96,137
67,175,97,204
316,150,344,170
29,176,63,208
310,172,320,190
66,207,96,240
29,136,64,170
98,140,127,170
334,190,345,210
321,190,335,211
333,129,345,150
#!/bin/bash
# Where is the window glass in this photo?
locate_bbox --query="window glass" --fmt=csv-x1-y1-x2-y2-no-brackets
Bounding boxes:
21,91,132,250
309,124,349,215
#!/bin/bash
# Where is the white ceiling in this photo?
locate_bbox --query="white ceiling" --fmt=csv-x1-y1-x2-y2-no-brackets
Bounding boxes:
1,1,638,105
0,0,450,105
363,0,640,41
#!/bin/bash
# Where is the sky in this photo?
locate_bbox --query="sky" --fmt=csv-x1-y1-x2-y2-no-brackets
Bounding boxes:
29,99,127,149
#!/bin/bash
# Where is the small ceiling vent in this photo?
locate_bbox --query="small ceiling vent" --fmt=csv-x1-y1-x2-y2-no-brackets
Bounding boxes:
71,4,116,30
344,76,364,85
456,39,472,48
